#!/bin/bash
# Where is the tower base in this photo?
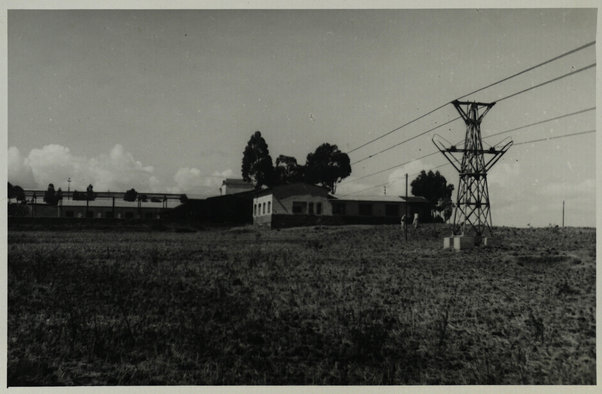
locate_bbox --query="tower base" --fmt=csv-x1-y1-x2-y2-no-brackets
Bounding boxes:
443,235,475,250
443,235,498,250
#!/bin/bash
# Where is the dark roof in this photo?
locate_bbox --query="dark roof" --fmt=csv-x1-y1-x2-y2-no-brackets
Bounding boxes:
255,183,331,199
206,189,256,201
222,178,253,186
333,195,429,204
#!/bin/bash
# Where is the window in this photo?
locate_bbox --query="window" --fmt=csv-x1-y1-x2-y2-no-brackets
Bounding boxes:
262,202,266,215
308,202,314,215
332,202,346,215
267,201,271,214
359,203,373,216
292,201,307,215
254,203,257,216
65,211,74,218
316,202,322,215
386,204,399,217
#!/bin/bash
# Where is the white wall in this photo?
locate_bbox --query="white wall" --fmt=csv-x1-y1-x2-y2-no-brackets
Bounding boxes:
253,194,273,217
253,193,332,216
273,194,332,216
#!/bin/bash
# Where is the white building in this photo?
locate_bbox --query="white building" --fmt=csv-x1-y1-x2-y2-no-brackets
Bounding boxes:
253,183,429,228
220,178,254,195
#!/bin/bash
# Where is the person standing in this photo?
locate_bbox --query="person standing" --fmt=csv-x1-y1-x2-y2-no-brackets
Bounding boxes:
413,212,419,229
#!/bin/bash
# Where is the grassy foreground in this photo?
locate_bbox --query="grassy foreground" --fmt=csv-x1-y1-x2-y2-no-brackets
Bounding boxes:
8,224,596,385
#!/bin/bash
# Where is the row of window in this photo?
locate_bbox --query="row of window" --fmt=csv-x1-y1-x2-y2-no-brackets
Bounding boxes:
254,201,271,216
63,211,159,219
332,202,402,217
292,201,322,215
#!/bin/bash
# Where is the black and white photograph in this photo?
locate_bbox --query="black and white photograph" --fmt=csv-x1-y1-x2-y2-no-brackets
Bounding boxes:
5,3,598,389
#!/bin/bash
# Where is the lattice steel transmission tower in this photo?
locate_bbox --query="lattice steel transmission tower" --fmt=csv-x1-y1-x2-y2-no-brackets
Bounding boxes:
433,100,513,243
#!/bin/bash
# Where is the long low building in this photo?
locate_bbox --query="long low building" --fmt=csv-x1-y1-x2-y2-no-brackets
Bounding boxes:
253,183,430,228
9,190,184,220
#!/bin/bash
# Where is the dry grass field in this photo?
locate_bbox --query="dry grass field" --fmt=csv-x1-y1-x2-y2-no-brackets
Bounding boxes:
7,224,596,385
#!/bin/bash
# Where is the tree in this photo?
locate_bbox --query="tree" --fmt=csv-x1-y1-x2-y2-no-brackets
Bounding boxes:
304,143,351,193
436,197,454,223
43,183,58,206
86,184,96,201
7,183,27,215
8,182,15,199
411,170,454,221
124,188,138,202
274,155,304,184
241,131,275,189
12,185,25,203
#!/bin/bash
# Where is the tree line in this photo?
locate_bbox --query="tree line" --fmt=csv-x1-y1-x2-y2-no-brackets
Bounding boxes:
241,131,352,193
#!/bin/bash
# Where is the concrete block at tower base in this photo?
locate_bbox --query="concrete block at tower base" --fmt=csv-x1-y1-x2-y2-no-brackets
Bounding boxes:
482,237,498,247
453,235,475,250
443,237,452,249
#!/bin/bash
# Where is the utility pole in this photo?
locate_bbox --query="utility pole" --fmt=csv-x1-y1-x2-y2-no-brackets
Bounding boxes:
562,200,565,227
67,177,71,200
405,173,408,241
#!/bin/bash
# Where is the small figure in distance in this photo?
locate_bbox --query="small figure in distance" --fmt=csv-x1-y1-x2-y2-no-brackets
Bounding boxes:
401,214,406,230
413,212,419,229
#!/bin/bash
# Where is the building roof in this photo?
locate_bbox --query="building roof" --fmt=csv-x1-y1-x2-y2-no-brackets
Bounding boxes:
334,195,429,204
222,178,253,186
254,183,331,199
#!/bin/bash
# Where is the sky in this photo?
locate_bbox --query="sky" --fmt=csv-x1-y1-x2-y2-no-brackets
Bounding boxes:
7,8,597,227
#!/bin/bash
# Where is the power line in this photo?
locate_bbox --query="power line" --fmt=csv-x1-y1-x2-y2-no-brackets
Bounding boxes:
348,103,449,154
347,41,595,154
350,61,595,166
464,106,596,146
351,116,461,165
345,62,595,179
514,129,595,146
343,105,595,186
496,63,596,103
339,162,448,197
340,129,595,196
343,151,440,184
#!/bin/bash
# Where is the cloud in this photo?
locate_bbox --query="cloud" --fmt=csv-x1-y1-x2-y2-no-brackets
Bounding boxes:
8,143,238,197
8,144,161,192
386,159,433,195
169,167,233,195
538,178,595,199
336,178,381,196
8,146,36,188
337,159,442,197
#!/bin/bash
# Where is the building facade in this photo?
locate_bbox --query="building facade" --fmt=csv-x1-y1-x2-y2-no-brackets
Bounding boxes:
253,183,429,228
253,183,332,227
220,178,254,195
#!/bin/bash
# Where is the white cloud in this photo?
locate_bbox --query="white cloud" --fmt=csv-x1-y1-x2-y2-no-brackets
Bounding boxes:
387,159,440,196
539,178,595,199
8,146,36,188
336,178,381,196
169,167,234,196
8,143,237,197
8,144,162,192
